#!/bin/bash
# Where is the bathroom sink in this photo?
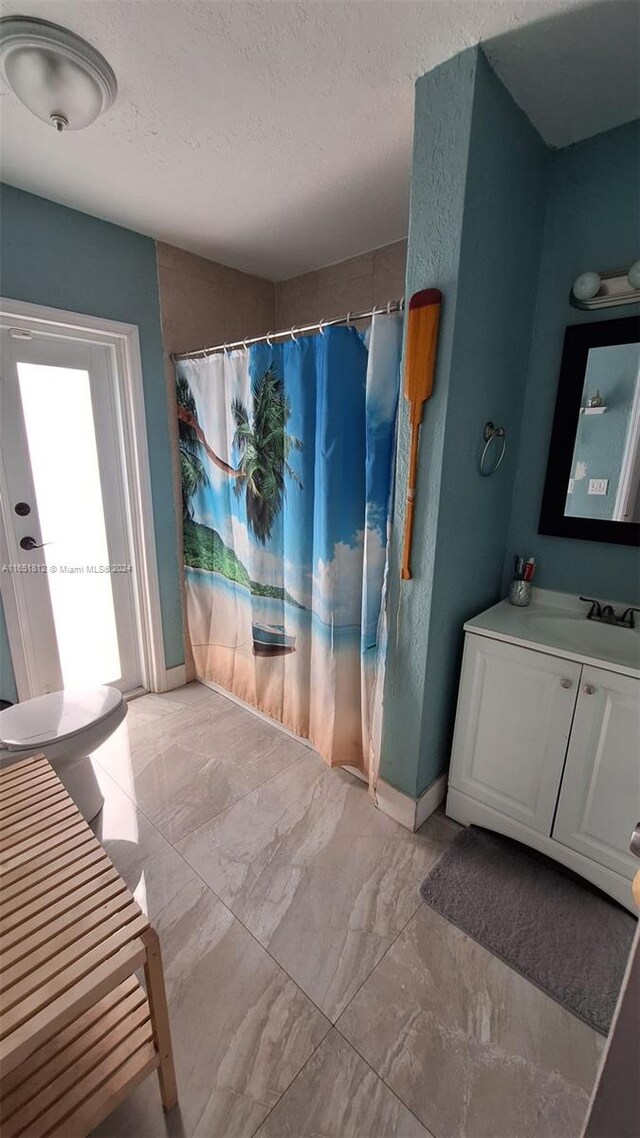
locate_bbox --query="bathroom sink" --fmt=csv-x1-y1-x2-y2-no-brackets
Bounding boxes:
520,611,640,671
465,591,640,678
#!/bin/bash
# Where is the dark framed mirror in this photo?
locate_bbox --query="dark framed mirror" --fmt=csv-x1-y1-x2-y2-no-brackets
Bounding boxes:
539,315,640,547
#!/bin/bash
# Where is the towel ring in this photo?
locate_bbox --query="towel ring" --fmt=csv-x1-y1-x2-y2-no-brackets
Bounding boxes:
480,421,506,476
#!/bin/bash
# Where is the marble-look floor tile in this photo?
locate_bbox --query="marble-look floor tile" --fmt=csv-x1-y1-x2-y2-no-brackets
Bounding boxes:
91,811,329,1138
124,692,189,728
338,904,605,1138
177,754,456,1021
96,688,308,844
122,682,216,730
255,1029,432,1138
91,761,170,888
155,681,220,710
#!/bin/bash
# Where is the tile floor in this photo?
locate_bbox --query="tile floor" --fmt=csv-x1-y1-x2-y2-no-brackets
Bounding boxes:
90,683,604,1138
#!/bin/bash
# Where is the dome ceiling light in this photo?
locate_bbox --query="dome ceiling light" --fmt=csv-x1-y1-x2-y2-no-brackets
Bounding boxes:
0,16,117,132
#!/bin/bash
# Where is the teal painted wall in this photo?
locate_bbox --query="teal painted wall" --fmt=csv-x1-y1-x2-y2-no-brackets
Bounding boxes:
0,183,184,698
380,48,548,797
0,602,17,705
565,343,640,521
380,49,478,798
504,120,640,602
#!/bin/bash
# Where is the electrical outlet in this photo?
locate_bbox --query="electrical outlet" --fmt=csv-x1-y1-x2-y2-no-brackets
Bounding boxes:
567,478,575,494
588,478,609,496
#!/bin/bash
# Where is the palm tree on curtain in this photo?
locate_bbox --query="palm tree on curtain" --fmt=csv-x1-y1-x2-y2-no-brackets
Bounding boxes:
176,367,302,543
179,446,207,519
176,375,219,518
232,365,302,545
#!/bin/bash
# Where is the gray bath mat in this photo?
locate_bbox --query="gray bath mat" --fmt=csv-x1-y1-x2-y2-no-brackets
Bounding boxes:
419,825,636,1035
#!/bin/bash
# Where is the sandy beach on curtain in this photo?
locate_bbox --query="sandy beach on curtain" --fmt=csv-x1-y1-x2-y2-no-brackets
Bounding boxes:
185,571,368,770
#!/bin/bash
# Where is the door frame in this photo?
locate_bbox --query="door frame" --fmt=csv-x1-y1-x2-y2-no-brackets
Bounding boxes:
0,297,169,699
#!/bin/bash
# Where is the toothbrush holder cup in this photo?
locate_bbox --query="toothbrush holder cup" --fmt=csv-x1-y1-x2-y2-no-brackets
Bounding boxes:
508,580,532,607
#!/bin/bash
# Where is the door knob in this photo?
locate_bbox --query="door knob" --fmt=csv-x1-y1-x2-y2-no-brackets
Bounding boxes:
19,536,49,551
583,684,596,695
560,677,572,689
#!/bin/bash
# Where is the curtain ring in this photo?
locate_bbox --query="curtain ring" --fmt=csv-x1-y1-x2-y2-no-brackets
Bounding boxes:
319,318,327,335
346,311,353,328
387,300,393,315
290,326,299,342
480,422,507,476
223,343,230,355
243,337,249,351
266,331,274,347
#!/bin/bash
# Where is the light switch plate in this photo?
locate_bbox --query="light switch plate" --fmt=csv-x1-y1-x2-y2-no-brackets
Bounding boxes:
588,478,609,496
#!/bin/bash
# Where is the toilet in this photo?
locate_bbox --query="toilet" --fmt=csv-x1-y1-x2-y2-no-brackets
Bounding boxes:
0,686,127,822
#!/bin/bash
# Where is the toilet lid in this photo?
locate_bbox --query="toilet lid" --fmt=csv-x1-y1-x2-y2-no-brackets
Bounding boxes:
0,687,124,751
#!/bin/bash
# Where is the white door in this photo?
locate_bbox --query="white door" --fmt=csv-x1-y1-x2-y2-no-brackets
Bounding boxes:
553,666,640,880
0,325,144,696
449,635,581,833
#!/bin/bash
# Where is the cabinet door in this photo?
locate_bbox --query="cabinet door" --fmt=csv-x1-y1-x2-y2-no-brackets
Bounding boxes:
449,636,581,833
553,666,640,879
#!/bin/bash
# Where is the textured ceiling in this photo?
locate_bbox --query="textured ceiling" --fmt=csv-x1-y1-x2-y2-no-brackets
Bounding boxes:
0,0,636,279
485,0,640,150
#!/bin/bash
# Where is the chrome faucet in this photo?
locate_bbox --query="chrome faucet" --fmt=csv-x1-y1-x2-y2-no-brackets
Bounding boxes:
620,607,640,629
579,597,640,629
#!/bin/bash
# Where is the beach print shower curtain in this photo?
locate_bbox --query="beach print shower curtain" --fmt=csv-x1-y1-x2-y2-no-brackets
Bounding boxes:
176,313,402,780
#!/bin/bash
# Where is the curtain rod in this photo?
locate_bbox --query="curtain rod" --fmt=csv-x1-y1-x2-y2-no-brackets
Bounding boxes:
172,297,405,362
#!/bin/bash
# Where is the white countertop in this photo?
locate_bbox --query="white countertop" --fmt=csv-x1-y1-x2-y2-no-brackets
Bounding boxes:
464,589,640,680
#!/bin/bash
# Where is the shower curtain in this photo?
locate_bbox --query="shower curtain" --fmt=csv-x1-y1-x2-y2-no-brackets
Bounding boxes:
176,313,402,782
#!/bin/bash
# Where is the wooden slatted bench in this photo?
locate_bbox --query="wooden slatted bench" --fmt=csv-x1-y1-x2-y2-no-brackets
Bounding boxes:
0,754,177,1137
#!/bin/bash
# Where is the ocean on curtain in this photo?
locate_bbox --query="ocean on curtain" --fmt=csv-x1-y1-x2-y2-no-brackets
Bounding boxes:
176,313,402,781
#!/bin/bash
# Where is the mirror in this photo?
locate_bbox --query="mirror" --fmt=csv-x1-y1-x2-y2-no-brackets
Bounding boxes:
539,315,640,547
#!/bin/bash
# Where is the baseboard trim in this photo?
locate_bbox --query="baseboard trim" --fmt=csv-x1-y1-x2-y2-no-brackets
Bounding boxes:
415,773,448,829
375,772,447,832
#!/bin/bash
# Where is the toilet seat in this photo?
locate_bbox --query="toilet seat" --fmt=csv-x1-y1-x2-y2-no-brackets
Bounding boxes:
0,686,124,752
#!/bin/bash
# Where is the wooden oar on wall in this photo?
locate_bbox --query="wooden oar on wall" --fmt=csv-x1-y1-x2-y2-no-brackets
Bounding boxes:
401,288,442,581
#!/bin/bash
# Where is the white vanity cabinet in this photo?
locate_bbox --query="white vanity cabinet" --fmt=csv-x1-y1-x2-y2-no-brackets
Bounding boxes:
553,666,640,880
450,636,580,834
446,594,640,912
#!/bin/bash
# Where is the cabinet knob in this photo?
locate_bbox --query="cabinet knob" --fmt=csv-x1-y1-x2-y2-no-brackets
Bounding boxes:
583,684,596,695
560,677,572,689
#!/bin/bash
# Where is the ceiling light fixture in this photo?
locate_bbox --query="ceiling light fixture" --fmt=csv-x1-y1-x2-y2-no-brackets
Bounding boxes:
0,16,117,132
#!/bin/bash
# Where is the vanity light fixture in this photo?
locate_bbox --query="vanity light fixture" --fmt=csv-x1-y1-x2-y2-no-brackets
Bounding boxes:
572,271,601,302
571,262,640,310
628,260,640,290
0,16,117,132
